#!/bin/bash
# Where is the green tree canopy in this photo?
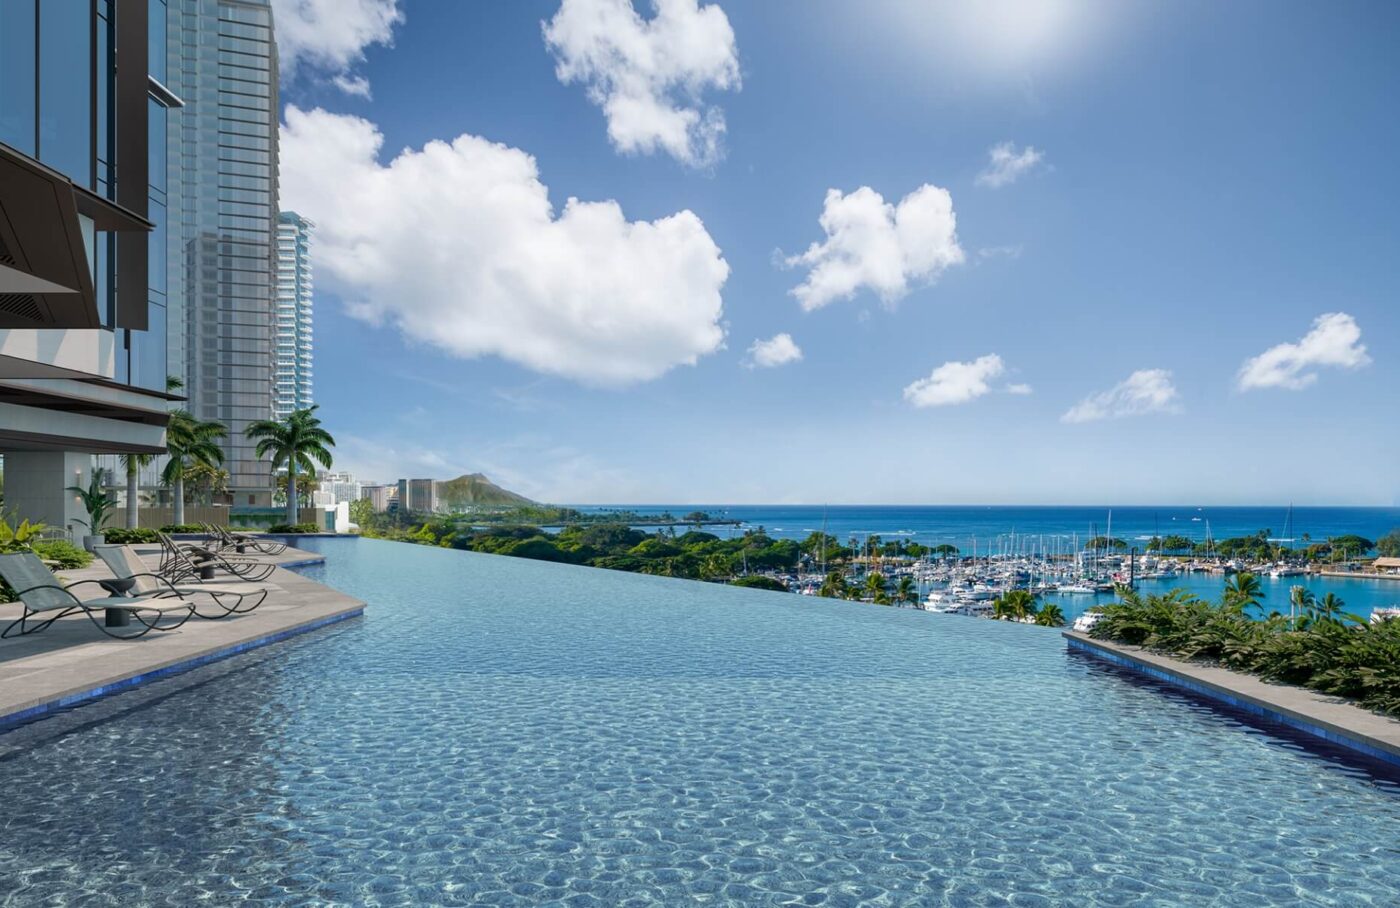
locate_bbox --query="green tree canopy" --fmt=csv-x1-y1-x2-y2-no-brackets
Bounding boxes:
245,405,335,525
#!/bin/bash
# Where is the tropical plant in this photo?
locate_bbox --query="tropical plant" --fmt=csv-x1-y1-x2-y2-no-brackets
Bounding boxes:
818,570,850,599
31,540,92,569
103,527,160,544
993,589,1037,621
1377,529,1400,559
895,575,917,607
1159,534,1194,553
1035,603,1066,627
1327,534,1375,561
349,497,375,528
0,515,45,553
245,405,336,525
185,462,230,506
66,470,117,536
1289,585,1315,627
162,409,226,526
1312,592,1360,626
1089,585,1400,717
118,453,155,529
864,571,890,604
730,575,787,592
1222,572,1263,613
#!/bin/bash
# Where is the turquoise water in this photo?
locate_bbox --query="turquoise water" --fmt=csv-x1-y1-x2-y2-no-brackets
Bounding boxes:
3,537,1400,906
584,504,1400,548
579,504,1400,618
1056,570,1400,621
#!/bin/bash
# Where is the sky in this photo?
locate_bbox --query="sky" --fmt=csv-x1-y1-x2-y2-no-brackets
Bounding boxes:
269,0,1400,506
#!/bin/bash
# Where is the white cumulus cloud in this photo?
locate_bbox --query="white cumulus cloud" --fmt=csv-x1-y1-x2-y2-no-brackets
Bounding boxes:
745,333,803,368
975,141,1045,188
904,354,1019,408
786,184,965,312
272,0,403,95
1062,369,1180,423
279,106,729,387
543,0,741,167
1237,312,1370,391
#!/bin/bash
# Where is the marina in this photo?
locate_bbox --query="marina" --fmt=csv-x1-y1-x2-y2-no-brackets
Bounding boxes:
721,506,1400,620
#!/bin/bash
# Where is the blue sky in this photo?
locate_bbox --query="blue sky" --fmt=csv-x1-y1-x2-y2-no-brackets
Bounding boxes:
271,0,1399,506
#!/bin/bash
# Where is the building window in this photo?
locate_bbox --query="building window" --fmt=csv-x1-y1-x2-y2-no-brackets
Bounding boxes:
38,0,94,187
0,1,37,155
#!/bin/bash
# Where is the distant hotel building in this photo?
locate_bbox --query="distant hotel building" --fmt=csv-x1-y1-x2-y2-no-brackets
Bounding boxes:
0,0,179,533
316,470,360,505
274,211,313,417
397,479,438,514
169,0,279,505
360,484,391,513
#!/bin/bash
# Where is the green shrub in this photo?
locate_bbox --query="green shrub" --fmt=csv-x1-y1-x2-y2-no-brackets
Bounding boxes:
159,524,206,534
267,523,321,534
30,540,93,569
102,527,160,544
1090,577,1400,716
730,575,788,592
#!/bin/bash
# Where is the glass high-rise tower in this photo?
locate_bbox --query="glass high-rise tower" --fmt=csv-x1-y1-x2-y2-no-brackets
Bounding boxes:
168,0,278,505
0,0,179,534
274,211,313,418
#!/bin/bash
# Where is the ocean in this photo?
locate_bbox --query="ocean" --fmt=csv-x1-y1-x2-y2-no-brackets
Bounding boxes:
578,505,1400,617
583,504,1399,549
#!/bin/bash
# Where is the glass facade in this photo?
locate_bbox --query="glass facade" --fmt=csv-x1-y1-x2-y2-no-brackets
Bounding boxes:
37,0,93,186
0,0,174,390
273,212,313,418
169,0,277,496
0,1,37,155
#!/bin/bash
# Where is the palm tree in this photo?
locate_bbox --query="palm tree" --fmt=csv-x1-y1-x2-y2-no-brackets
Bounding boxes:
1289,585,1315,627
864,571,889,604
1035,603,1066,627
162,410,226,526
1315,592,1348,624
119,453,154,528
994,589,1037,621
819,570,848,599
121,375,186,529
1222,572,1263,613
244,405,336,524
895,575,917,607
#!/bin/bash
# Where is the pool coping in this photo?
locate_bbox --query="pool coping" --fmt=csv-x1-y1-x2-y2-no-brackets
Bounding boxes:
0,546,365,732
1064,631,1400,768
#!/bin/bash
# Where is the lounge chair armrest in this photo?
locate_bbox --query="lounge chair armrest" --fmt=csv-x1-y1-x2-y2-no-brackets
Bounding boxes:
119,572,186,596
62,578,117,594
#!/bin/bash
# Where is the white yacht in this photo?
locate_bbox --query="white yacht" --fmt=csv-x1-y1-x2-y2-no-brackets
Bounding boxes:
1072,612,1103,632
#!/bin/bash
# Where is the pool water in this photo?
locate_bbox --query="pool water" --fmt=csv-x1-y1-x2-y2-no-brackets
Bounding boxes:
2,537,1400,906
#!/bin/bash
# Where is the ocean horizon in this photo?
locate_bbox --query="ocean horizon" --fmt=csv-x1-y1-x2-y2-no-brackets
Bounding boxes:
573,504,1400,549
568,504,1400,617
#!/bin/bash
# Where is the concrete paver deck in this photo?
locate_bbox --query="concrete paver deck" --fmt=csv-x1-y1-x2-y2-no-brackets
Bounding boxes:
0,542,364,727
1065,630,1400,767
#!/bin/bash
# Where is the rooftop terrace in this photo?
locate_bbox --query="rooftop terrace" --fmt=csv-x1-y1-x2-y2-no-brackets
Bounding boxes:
0,541,364,728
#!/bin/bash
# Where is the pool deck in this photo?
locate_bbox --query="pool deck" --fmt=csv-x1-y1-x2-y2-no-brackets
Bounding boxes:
0,543,364,729
1065,630,1400,768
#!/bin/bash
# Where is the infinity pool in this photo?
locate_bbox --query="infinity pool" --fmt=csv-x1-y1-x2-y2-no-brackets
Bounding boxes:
3,537,1400,905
